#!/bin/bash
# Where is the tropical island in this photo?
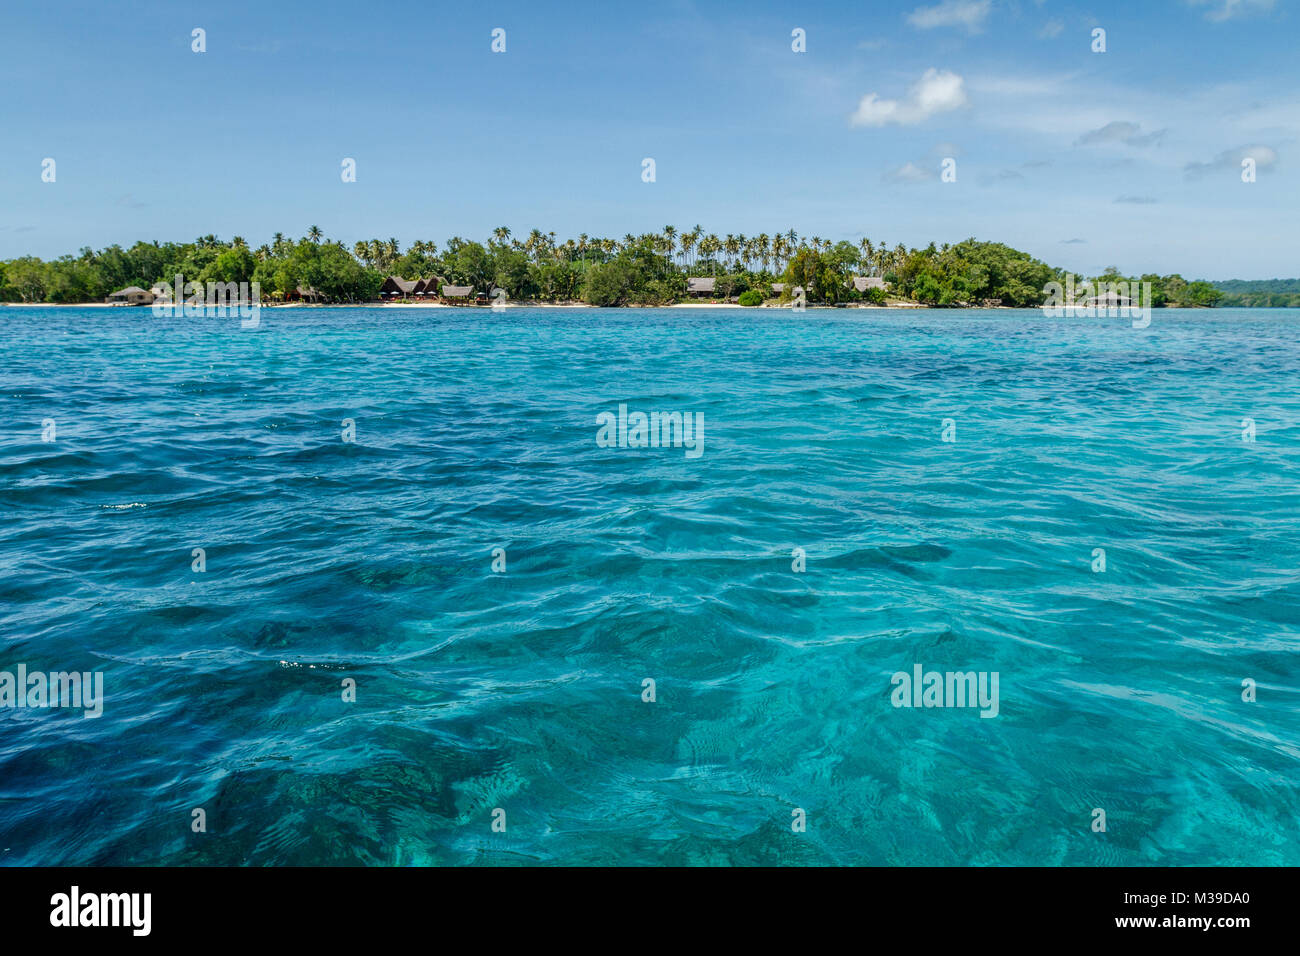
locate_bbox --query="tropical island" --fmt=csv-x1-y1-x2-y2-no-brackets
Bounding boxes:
0,226,1261,308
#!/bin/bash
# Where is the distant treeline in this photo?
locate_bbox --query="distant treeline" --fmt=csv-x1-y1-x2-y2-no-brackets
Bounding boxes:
1211,278,1300,308
0,227,1235,307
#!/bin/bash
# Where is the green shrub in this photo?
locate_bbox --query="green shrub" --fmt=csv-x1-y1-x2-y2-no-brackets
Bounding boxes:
737,289,764,307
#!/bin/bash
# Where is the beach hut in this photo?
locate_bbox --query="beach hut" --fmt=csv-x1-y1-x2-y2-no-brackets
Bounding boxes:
441,284,474,303
106,286,155,306
296,285,325,303
686,277,717,297
771,283,785,294
1084,290,1132,309
413,277,446,298
850,276,887,293
379,276,418,299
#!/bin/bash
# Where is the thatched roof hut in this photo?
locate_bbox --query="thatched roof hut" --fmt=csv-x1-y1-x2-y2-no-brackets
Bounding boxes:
686,277,716,295
380,276,419,297
107,286,155,306
851,276,886,292
1084,290,1132,308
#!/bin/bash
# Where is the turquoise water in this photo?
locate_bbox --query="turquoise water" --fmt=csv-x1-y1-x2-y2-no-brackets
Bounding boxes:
1,305,1297,866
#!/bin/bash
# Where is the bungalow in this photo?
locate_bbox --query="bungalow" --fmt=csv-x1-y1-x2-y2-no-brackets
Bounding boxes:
1084,290,1132,309
686,277,717,297
850,276,887,293
379,276,419,298
413,277,445,298
106,286,155,306
441,284,474,303
771,283,785,294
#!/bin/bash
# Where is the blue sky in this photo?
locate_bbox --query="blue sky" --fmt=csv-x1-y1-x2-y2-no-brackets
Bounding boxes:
1,0,1295,278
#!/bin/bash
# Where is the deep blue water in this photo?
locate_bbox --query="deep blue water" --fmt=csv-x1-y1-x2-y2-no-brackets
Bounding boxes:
1,305,1297,866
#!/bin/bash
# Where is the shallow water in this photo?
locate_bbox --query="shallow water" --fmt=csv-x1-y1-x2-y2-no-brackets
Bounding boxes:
1,306,1297,865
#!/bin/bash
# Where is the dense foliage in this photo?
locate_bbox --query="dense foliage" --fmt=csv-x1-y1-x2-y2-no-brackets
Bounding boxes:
1210,279,1300,308
0,227,1256,307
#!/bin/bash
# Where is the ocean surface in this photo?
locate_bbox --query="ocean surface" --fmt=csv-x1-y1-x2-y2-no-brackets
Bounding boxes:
1,305,1297,866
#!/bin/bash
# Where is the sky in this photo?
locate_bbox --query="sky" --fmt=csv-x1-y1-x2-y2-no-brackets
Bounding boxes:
0,0,1296,278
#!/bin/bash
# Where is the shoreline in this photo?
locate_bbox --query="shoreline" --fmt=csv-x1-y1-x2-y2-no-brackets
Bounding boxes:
1,299,997,310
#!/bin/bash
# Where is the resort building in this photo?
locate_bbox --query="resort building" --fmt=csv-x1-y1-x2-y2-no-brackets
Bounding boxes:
380,276,419,298
771,283,785,294
106,286,155,306
851,276,887,293
1084,290,1133,309
686,277,717,297
441,284,474,303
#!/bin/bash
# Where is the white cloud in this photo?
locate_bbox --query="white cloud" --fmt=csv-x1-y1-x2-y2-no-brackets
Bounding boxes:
850,69,969,127
1038,19,1065,38
1186,0,1274,22
1075,121,1166,147
906,0,992,32
1185,144,1277,177
883,162,939,183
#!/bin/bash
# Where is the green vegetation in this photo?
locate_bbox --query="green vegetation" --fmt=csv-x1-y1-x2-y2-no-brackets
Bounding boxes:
1211,278,1300,308
889,240,1057,307
0,226,1265,307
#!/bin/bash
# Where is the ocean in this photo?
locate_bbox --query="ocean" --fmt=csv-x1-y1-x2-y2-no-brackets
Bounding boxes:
1,305,1297,865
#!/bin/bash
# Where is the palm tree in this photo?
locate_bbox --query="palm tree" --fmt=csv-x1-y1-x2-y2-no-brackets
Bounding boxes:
680,230,696,269
700,234,722,274
272,232,286,255
492,226,511,246
525,229,544,262
688,225,703,267
385,237,400,262
307,226,323,244
858,238,874,274
232,236,247,249
353,241,370,265
662,225,677,266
